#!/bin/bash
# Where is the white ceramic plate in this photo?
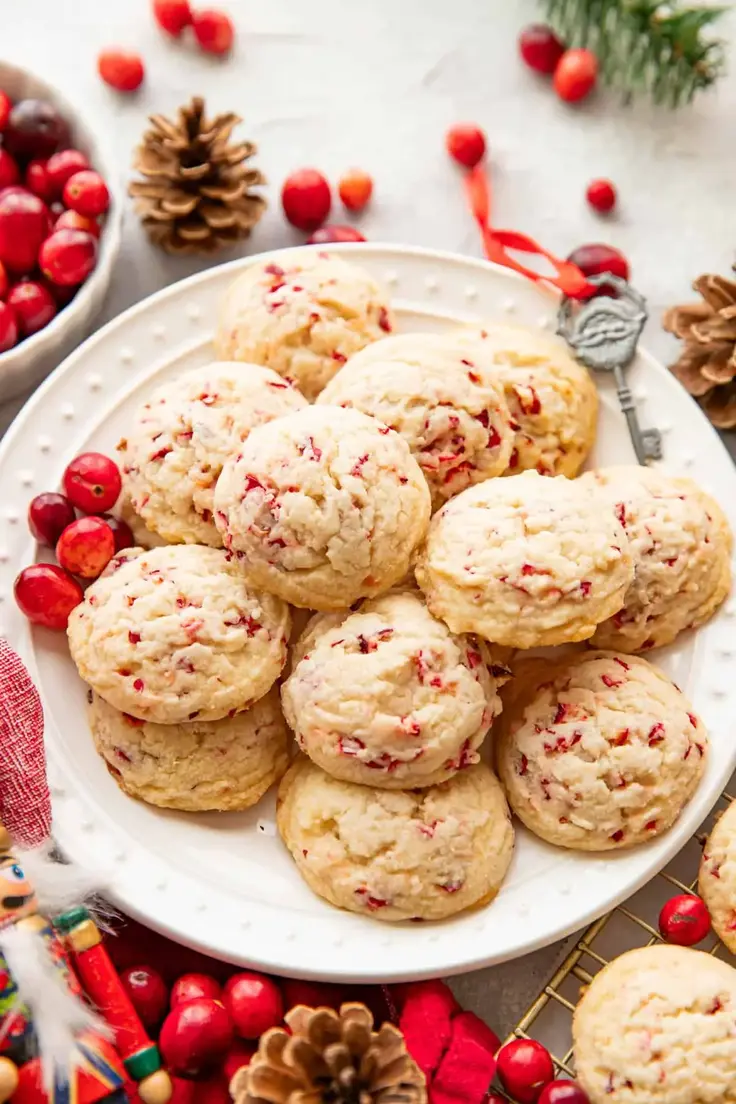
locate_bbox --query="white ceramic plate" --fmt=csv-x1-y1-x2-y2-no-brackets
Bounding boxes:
1,245,735,982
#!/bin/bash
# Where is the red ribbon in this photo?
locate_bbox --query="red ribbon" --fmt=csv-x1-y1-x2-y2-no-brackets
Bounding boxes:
464,165,589,299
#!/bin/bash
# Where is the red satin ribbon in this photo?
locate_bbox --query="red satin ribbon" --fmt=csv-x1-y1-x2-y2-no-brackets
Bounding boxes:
464,165,589,299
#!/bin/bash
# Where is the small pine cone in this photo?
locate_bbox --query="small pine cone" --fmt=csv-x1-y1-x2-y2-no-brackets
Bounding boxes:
230,1003,427,1104
129,96,266,256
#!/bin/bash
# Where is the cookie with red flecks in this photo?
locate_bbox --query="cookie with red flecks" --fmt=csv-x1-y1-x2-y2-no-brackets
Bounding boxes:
281,588,510,789
452,323,598,477
318,332,513,509
581,466,733,653
495,651,706,851
699,801,736,953
276,756,514,921
88,687,290,811
67,545,291,724
214,251,394,400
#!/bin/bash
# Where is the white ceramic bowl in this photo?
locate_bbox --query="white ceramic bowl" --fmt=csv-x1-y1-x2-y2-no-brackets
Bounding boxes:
0,60,122,402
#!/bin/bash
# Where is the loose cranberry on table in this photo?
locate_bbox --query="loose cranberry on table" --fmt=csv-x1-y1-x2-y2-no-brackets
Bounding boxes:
121,964,169,1030
586,179,616,214
518,24,566,74
445,123,486,169
0,189,50,274
3,99,70,160
496,1038,555,1104
55,210,101,237
192,9,235,55
338,169,373,212
0,301,18,351
7,281,56,336
553,48,598,103
97,49,145,93
282,168,331,232
56,516,116,579
62,452,122,513
0,90,11,131
170,972,222,1007
658,893,711,946
98,513,134,553
40,228,97,287
222,972,284,1039
306,224,366,244
28,492,76,546
222,1041,256,1082
25,160,55,203
14,563,83,631
0,149,20,190
46,149,90,196
153,0,193,36
63,170,110,217
159,997,234,1078
539,1081,590,1104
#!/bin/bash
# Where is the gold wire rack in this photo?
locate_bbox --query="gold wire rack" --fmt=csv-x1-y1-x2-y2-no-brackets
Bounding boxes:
495,785,736,1101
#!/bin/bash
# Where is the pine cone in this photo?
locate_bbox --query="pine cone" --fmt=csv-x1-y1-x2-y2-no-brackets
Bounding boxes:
129,96,266,256
231,1003,427,1104
662,270,736,429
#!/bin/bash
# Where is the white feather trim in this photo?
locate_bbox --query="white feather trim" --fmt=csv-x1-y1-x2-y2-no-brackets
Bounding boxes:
0,925,109,1095
14,844,109,916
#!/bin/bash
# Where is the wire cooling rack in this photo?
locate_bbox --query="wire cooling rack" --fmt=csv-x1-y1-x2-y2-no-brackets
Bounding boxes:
495,784,736,1100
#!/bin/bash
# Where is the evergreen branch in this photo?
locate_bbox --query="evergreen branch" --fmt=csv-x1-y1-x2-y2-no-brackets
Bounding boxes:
541,0,728,106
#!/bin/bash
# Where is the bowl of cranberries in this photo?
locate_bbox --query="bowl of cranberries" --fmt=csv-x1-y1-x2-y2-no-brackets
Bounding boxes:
0,60,121,400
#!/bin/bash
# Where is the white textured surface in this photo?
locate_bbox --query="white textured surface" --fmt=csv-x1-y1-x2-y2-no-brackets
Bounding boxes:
3,0,736,1028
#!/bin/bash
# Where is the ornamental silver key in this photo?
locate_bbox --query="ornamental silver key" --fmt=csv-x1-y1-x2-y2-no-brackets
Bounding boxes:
557,273,663,465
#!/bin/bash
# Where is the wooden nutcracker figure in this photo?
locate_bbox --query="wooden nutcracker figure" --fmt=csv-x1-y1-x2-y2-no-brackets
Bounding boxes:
0,639,172,1104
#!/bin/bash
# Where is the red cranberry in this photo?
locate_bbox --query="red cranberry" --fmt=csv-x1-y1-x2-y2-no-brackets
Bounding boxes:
0,301,18,351
0,260,8,299
0,190,50,274
282,168,331,232
159,998,234,1078
56,516,116,579
40,229,97,286
553,48,598,103
3,99,70,160
445,124,486,168
0,90,11,132
121,965,169,1030
586,179,616,214
153,0,193,36
25,160,55,202
658,893,711,946
566,242,629,285
55,210,101,238
222,1041,256,1082
7,280,56,336
14,563,83,630
98,513,134,552
46,149,90,196
97,49,145,92
191,9,235,55
539,1082,590,1104
63,170,110,217
222,972,283,1039
306,224,366,244
496,1039,555,1103
170,973,222,1007
281,979,345,1010
28,492,76,546
0,150,19,190
338,169,373,212
519,25,566,74
62,452,122,513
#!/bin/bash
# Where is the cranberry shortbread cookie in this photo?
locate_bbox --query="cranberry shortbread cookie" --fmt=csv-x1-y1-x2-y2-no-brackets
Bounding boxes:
573,945,736,1103
699,801,736,953
414,470,633,648
276,756,514,921
452,323,598,477
581,466,733,652
118,363,307,547
318,332,513,508
88,687,290,812
68,545,291,724
214,251,394,400
214,406,431,611
281,588,510,789
496,652,706,851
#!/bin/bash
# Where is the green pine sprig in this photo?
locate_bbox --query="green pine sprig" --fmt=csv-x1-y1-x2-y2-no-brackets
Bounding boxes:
540,0,728,107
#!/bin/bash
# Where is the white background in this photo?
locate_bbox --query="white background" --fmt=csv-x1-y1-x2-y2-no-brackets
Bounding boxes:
4,0,736,1025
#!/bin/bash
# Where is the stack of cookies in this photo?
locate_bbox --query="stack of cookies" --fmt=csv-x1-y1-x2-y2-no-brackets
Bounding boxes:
64,249,733,926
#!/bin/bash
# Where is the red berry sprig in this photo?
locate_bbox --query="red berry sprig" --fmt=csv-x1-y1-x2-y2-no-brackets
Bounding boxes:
496,1038,555,1104
658,893,712,946
586,179,616,214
